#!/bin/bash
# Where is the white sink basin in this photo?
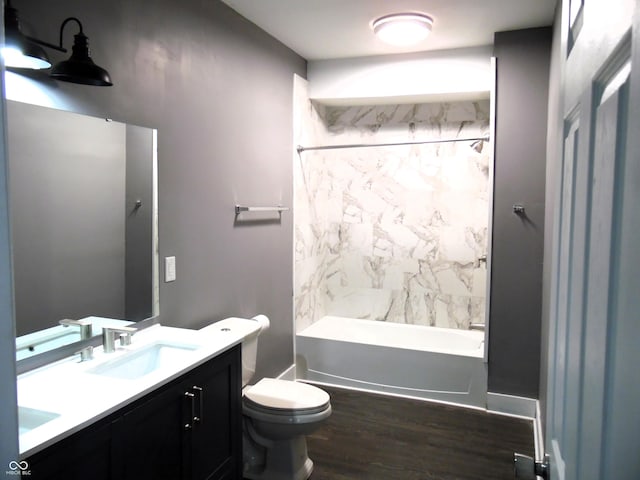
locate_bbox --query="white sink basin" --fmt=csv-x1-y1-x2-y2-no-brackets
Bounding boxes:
88,342,200,380
18,406,61,435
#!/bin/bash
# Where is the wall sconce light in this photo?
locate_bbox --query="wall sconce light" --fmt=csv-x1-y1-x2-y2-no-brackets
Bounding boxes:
49,18,113,86
2,2,51,69
2,1,113,86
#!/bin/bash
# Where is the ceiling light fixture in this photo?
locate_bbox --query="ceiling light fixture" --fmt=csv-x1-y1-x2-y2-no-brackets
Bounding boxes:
372,13,434,47
2,1,113,86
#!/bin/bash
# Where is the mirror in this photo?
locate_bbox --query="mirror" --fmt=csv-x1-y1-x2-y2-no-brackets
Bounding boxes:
7,100,158,360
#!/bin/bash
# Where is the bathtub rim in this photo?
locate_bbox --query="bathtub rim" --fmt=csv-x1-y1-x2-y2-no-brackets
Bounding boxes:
297,315,485,359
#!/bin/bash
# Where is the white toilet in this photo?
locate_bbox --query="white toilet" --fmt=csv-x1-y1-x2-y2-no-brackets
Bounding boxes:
200,316,331,480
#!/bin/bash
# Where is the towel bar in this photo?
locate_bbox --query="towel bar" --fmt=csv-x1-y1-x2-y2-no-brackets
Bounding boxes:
235,205,290,215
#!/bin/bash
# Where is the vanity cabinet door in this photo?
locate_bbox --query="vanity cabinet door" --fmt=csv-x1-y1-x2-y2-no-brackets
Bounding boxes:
115,344,241,480
185,345,241,480
115,382,190,480
26,420,115,480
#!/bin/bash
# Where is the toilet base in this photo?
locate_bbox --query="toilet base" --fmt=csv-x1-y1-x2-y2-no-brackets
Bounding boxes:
243,436,314,480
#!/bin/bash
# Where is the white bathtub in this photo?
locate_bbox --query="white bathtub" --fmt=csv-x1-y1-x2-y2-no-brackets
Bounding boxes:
296,316,487,408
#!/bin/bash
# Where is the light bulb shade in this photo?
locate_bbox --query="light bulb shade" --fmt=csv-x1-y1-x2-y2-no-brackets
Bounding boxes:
2,5,51,69
50,32,112,86
372,13,434,47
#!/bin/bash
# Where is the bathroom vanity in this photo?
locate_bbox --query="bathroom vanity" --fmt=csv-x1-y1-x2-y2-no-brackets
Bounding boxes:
18,325,243,480
9,101,246,478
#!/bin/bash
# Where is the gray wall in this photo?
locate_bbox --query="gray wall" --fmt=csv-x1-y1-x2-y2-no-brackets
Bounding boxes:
10,0,305,375
488,27,552,398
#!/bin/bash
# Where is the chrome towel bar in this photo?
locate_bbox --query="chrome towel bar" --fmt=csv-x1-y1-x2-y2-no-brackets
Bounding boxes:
235,205,290,215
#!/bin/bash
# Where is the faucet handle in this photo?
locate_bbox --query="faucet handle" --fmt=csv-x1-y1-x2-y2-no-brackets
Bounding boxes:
75,345,94,362
474,254,488,268
119,332,134,346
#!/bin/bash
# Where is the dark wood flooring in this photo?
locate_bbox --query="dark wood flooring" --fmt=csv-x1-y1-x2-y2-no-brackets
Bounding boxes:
307,386,534,480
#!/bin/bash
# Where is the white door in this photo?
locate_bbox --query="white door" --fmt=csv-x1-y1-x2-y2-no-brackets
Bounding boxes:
546,1,640,479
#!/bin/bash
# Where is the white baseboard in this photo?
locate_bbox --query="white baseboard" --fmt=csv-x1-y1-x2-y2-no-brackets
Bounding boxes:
488,392,542,460
487,391,537,419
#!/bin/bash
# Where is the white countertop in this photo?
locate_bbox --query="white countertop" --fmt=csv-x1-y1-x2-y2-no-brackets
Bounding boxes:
18,324,244,458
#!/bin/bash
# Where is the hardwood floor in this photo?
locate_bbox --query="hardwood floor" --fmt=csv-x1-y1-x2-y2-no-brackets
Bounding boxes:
307,386,534,480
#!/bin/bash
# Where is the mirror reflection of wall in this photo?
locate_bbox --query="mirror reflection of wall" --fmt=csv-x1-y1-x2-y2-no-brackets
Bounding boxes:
7,101,157,339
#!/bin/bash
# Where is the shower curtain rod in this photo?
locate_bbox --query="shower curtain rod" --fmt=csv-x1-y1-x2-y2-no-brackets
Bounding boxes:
296,135,490,153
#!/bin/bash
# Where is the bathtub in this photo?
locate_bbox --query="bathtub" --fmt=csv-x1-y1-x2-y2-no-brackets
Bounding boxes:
296,316,487,408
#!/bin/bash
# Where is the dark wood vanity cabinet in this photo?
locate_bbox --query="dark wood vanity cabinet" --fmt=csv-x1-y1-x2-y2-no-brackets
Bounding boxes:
26,345,242,480
22,421,116,480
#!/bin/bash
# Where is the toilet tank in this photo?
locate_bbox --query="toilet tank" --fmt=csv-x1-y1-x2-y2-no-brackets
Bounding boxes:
199,316,269,386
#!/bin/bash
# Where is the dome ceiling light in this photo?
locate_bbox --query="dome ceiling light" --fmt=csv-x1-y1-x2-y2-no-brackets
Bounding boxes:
372,13,434,47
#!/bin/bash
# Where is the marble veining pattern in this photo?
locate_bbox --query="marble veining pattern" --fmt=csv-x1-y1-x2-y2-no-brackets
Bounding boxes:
293,76,490,332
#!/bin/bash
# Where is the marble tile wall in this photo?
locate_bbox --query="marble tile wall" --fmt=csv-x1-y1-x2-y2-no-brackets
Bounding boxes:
293,75,329,333
293,75,491,332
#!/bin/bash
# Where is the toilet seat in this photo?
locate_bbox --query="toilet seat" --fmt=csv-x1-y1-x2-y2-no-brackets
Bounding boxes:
244,378,330,410
243,379,331,422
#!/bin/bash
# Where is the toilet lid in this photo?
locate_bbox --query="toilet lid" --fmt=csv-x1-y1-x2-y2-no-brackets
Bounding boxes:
244,378,330,411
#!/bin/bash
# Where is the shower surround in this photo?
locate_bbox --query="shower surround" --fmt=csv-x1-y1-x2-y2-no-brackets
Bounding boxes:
293,76,491,333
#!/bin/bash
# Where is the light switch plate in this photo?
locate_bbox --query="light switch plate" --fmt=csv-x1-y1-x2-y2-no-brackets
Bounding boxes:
165,256,176,282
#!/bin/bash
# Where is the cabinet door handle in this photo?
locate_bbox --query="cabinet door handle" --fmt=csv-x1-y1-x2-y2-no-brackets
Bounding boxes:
192,385,203,424
184,391,195,430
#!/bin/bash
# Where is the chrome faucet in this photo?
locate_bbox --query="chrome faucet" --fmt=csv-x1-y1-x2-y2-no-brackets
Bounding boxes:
475,254,487,268
102,326,137,353
59,318,93,340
